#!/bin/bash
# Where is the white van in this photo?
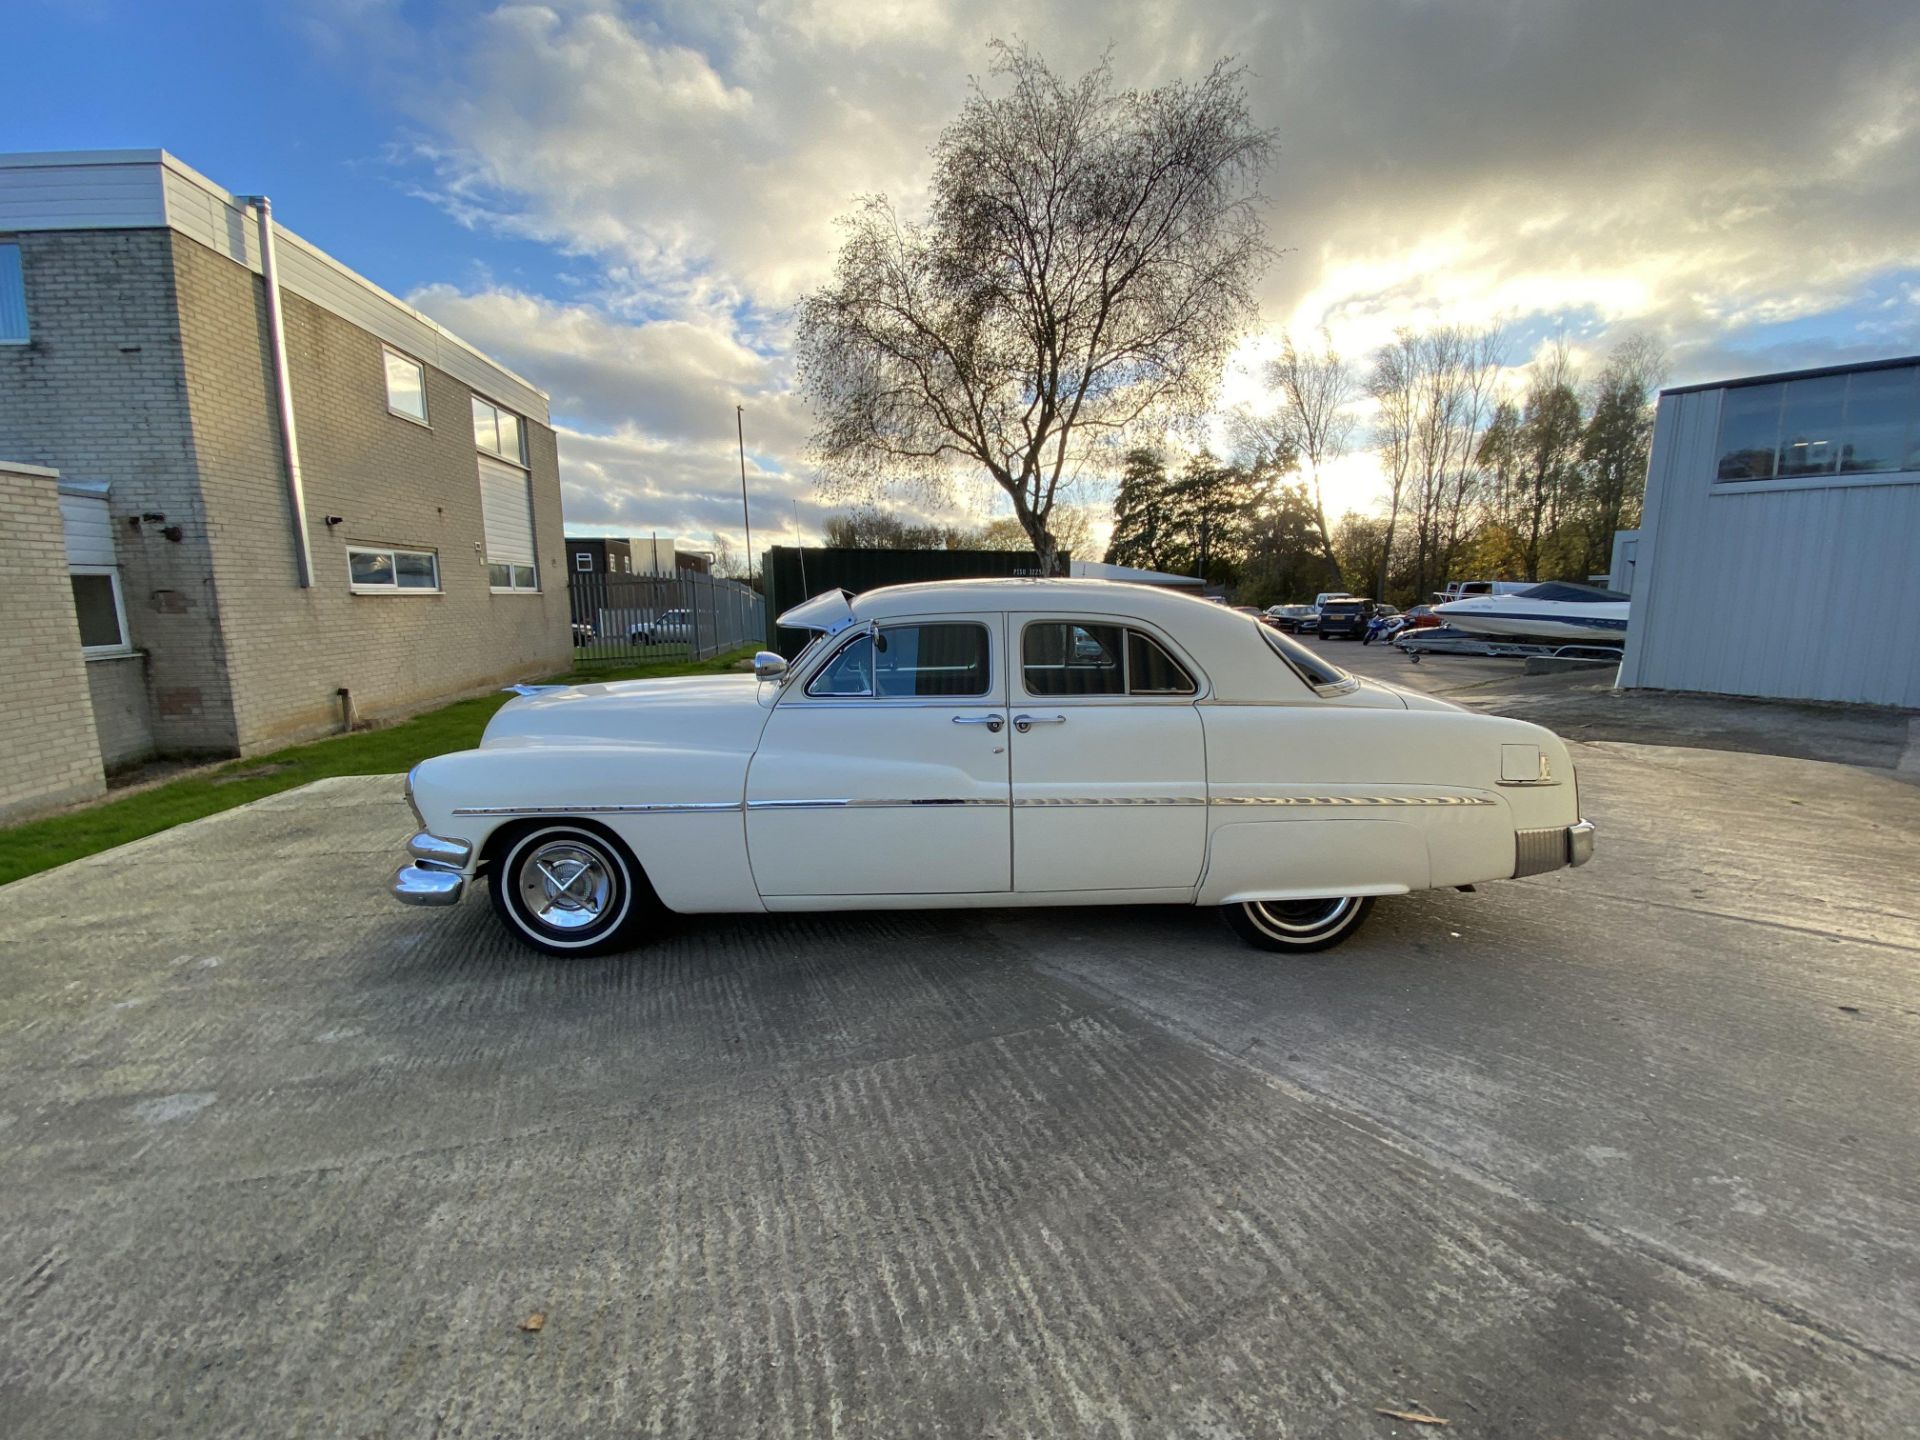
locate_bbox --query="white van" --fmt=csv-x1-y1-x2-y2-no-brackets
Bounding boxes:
1313,591,1352,608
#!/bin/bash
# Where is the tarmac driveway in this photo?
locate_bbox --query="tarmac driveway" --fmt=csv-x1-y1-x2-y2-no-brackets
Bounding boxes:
1,738,1917,1437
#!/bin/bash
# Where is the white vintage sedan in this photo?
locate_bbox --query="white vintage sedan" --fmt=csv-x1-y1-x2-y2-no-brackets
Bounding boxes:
394,580,1593,956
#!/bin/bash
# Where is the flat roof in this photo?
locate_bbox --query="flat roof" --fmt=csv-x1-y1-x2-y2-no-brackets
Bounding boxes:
0,149,549,421
1663,353,1920,398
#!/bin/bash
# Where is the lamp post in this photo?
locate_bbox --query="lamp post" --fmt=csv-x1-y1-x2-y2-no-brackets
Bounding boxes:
736,405,754,585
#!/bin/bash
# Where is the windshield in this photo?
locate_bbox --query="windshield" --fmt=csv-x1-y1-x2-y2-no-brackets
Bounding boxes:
1260,625,1356,694
1514,581,1629,603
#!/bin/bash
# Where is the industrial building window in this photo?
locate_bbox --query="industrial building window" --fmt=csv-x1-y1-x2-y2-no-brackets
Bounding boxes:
347,545,439,593
479,454,538,592
0,243,25,343
383,348,428,423
575,552,593,571
472,395,527,464
59,483,127,654
71,570,129,653
1716,364,1920,482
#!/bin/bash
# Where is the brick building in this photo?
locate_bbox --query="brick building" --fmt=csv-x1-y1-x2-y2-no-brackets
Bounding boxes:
0,150,571,821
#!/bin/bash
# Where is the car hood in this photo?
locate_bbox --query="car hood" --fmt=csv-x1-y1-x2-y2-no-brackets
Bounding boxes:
481,673,771,750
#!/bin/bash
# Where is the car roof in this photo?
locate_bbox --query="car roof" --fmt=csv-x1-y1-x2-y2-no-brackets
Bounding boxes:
837,578,1331,702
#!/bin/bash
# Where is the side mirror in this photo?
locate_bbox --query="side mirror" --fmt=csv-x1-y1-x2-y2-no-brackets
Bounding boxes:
753,650,788,681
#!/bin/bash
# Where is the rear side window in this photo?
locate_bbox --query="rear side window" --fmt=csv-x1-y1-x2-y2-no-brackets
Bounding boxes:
807,622,991,698
1022,622,1197,697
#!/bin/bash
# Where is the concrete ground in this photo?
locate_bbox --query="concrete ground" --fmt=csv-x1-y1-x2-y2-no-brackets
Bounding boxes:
2,671,1918,1437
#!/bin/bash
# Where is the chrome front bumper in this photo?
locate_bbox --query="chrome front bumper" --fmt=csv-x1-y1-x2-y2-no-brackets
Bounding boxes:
391,831,472,908
1514,818,1596,877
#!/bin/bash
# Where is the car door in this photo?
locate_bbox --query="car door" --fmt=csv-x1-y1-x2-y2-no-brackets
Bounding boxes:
745,615,1012,896
1008,614,1208,892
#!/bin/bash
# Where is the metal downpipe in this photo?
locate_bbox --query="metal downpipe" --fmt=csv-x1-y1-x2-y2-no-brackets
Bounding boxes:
243,195,314,588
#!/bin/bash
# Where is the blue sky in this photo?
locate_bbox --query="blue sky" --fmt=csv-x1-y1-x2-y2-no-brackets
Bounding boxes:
15,0,1920,547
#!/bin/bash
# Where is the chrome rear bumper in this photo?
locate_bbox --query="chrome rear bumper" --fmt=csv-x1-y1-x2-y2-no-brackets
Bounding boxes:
1514,818,1596,877
391,831,473,907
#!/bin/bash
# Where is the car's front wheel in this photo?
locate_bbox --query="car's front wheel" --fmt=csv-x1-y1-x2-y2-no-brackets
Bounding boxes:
1223,895,1374,953
489,823,652,956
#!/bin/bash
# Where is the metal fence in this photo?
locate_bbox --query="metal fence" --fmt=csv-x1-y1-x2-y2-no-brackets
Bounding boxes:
566,567,767,667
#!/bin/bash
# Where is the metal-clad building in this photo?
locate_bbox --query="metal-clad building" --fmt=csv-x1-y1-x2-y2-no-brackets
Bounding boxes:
1619,355,1920,708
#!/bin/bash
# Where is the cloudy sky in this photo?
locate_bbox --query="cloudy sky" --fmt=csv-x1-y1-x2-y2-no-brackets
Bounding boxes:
18,0,1920,553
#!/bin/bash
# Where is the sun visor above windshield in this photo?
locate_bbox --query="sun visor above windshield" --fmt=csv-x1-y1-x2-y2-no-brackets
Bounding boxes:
775,588,859,633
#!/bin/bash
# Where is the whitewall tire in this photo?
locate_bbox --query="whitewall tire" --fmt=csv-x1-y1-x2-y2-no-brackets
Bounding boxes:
1223,895,1375,954
488,823,649,957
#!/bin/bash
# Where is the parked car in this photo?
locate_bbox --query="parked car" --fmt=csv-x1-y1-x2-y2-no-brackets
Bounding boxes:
1313,591,1352,608
629,609,691,646
1316,597,1375,640
1400,604,1441,629
394,580,1593,957
1263,604,1319,632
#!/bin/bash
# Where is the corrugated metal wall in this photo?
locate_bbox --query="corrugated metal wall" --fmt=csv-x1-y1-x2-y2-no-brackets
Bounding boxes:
1620,387,1920,707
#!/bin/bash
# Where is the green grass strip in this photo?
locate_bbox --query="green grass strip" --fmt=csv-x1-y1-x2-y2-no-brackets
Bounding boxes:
0,648,756,888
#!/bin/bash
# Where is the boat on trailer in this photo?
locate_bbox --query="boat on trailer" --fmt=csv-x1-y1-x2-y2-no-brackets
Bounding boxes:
1432,582,1629,645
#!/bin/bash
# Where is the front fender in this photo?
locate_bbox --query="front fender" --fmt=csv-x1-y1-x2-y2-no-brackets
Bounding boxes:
407,743,759,914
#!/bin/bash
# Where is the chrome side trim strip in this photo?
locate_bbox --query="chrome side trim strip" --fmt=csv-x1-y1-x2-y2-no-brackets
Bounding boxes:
451,801,743,816
1210,793,1497,807
1014,796,1207,807
748,797,1006,810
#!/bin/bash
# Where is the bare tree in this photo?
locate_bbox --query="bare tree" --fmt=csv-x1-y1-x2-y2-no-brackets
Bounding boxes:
797,42,1273,575
1235,328,1356,587
1367,335,1420,601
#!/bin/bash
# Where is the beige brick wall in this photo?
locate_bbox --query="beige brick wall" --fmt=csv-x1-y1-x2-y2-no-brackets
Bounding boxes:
0,464,107,821
170,234,571,753
0,230,240,756
85,653,156,769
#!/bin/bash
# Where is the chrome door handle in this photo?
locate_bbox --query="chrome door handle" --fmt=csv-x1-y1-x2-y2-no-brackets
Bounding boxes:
1012,713,1067,733
952,713,1005,733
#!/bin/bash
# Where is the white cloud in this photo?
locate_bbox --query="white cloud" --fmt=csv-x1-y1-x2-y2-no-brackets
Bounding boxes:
334,0,1920,527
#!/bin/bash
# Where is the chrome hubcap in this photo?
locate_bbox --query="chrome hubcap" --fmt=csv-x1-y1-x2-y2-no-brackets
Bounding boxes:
518,840,615,932
1245,896,1356,938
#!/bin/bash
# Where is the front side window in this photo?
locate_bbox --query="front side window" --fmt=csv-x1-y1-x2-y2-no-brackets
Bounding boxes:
383,348,428,423
806,623,992,698
0,243,26,344
348,545,439,593
70,570,128,652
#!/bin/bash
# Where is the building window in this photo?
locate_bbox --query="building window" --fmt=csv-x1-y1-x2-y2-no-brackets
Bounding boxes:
575,552,594,571
348,545,440,593
71,569,130,654
1716,364,1920,482
473,395,527,464
383,348,428,424
0,243,25,344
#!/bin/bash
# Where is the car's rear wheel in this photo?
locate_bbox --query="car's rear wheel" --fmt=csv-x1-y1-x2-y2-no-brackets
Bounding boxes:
1223,895,1374,953
488,823,652,956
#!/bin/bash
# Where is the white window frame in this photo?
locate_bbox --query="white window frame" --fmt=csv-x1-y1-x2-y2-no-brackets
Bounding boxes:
575,552,594,571
383,346,430,426
347,545,441,595
472,393,529,466
488,561,540,594
71,565,132,657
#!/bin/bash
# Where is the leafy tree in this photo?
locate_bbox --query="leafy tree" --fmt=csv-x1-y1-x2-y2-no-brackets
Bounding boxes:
978,505,1092,559
1513,342,1585,581
1106,448,1180,571
1576,334,1667,576
797,42,1272,576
